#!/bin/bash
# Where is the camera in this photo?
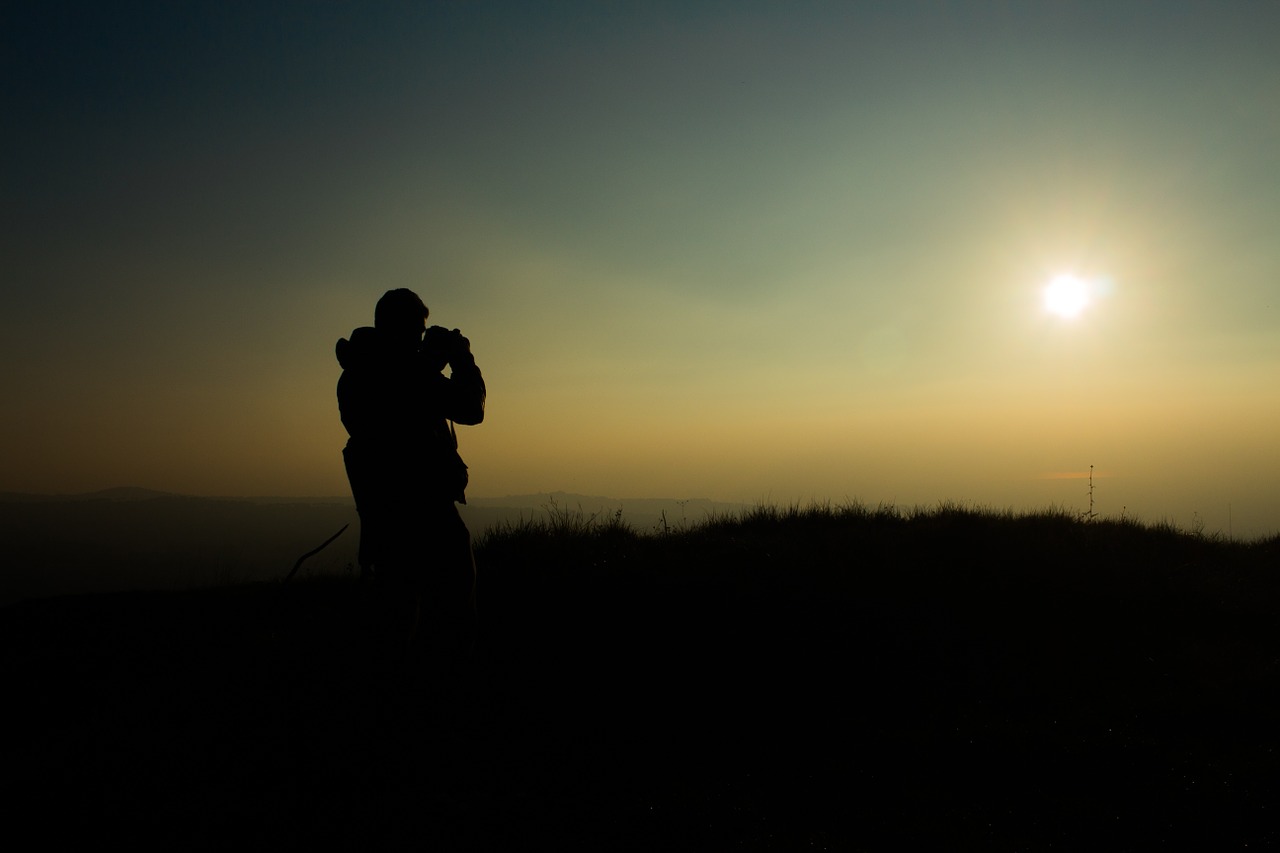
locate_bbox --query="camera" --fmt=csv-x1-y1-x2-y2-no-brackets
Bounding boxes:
421,324,463,370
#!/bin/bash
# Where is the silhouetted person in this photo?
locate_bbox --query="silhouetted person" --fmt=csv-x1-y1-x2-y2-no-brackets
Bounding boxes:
336,289,485,663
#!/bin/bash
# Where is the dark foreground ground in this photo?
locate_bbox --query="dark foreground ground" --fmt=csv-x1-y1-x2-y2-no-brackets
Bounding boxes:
4,506,1279,850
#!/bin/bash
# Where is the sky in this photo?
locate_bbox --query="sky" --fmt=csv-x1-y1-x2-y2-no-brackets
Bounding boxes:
3,1,1278,537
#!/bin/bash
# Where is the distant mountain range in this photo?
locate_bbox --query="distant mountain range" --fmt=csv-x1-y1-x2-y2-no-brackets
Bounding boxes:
468,491,747,526
0,486,180,503
0,487,355,504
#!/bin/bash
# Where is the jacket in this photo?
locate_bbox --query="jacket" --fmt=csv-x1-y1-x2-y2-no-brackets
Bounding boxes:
336,326,485,504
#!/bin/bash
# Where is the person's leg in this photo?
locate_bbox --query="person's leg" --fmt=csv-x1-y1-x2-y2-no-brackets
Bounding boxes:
417,503,478,673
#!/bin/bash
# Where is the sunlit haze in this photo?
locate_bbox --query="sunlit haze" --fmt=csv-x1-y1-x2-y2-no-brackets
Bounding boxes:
4,2,1278,537
1043,274,1091,319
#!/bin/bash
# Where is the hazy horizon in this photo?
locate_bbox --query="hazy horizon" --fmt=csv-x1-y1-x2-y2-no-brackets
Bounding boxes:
5,3,1278,538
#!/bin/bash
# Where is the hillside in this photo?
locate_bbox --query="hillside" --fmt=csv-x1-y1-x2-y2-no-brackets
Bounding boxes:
4,504,1278,848
0,490,742,605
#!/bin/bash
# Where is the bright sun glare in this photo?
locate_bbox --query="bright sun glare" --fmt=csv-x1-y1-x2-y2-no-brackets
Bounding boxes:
1043,273,1091,319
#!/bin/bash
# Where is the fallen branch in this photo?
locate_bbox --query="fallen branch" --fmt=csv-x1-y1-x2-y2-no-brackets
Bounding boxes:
282,524,349,586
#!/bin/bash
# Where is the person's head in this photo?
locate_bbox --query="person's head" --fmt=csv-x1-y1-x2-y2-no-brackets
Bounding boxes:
374,289,429,346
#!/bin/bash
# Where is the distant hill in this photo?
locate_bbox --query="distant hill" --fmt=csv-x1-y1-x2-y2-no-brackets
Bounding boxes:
0,493,360,605
0,486,177,503
0,488,351,505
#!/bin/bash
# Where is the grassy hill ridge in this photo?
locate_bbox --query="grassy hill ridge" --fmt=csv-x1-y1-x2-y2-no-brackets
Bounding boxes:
4,502,1278,848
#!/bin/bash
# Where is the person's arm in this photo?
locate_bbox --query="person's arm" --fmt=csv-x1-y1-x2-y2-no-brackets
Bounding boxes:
442,337,486,426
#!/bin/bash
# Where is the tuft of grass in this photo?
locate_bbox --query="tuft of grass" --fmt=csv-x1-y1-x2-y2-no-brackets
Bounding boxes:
474,495,635,548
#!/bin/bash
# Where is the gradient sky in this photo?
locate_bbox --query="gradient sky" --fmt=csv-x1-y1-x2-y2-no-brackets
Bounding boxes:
4,2,1278,537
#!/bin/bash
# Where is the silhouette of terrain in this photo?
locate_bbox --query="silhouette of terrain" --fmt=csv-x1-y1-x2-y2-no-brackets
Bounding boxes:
0,490,361,604
4,503,1278,848
0,489,739,604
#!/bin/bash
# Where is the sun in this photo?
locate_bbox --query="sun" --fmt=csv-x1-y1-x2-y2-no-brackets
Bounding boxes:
1043,273,1091,319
